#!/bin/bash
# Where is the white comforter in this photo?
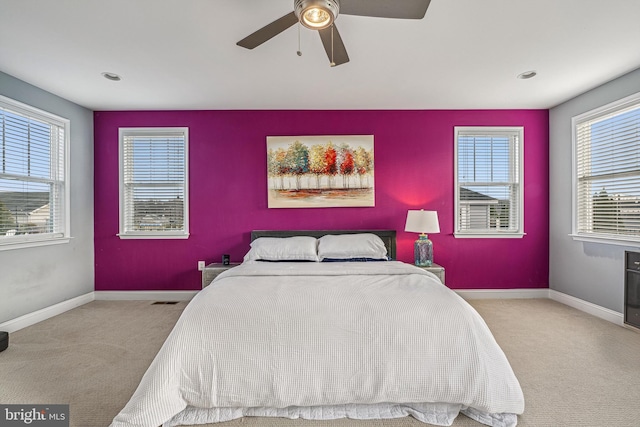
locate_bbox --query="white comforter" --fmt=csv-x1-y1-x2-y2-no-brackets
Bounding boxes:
110,261,524,427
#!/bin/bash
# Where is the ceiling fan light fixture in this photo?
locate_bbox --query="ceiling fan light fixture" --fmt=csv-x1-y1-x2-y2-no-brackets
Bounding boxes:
295,0,340,30
303,8,331,28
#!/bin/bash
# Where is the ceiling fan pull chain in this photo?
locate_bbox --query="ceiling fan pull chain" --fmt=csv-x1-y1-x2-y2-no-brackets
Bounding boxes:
330,24,336,67
297,21,302,56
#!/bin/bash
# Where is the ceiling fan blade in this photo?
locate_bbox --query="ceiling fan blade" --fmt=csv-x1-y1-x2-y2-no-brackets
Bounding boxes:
237,12,298,49
340,0,431,19
318,24,349,67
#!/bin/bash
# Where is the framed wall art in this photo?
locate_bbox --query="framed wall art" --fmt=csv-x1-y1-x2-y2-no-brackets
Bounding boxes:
267,135,374,208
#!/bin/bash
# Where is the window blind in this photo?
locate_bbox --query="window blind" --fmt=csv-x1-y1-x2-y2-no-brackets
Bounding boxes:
119,128,188,237
455,127,523,236
0,98,67,243
575,97,640,239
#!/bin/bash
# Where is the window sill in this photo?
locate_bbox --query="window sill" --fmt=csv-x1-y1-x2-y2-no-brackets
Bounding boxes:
0,236,71,251
569,234,640,248
118,233,190,240
454,232,526,239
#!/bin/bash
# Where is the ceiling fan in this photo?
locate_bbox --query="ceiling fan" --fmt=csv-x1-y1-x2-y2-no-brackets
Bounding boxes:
236,0,432,67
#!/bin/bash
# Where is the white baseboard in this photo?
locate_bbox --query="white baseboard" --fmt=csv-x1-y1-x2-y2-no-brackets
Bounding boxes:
0,292,95,333
94,291,198,301
458,288,624,326
0,291,198,333
456,288,550,300
549,289,624,326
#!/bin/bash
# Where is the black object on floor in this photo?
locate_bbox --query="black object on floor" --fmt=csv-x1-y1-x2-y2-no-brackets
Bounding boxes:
0,331,8,352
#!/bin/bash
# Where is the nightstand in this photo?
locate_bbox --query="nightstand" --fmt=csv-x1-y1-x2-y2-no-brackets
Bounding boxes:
202,263,240,288
417,263,445,285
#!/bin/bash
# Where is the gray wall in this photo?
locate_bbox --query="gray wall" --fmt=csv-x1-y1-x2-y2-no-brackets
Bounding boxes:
549,67,640,313
0,71,94,324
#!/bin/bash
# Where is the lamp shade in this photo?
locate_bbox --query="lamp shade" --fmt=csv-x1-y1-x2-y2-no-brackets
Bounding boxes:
405,210,440,234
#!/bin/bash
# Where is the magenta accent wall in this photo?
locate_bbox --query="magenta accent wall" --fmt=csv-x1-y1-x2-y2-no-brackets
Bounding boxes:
94,110,549,291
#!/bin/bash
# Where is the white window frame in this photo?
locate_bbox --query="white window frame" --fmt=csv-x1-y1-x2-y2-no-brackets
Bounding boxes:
0,95,71,251
571,91,640,247
454,126,525,238
118,127,189,239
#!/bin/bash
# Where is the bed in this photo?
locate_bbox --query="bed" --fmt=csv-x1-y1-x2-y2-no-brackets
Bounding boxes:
109,230,524,427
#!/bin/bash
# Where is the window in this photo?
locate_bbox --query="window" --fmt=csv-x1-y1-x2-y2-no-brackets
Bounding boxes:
0,95,70,250
119,128,189,239
572,92,640,245
454,126,524,238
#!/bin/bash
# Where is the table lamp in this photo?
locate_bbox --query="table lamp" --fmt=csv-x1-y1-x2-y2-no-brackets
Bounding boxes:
405,210,440,267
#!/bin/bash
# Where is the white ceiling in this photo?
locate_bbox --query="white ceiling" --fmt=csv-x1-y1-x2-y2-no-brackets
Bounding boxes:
1,0,639,111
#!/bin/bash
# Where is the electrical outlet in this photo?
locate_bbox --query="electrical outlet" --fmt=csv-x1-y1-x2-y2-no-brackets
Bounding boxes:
197,261,205,271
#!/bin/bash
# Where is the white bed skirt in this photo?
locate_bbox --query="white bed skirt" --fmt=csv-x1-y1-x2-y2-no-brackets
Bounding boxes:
166,402,517,427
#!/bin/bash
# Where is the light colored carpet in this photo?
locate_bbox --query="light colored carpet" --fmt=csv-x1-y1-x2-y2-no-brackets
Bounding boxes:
1,298,639,427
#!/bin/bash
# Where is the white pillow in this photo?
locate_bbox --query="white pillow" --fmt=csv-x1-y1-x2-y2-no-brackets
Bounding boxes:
317,233,388,261
243,236,319,262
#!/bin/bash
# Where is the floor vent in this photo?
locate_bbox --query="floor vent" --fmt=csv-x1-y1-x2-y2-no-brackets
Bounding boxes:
152,301,179,305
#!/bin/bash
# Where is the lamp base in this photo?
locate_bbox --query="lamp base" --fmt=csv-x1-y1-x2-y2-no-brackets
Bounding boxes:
414,234,433,267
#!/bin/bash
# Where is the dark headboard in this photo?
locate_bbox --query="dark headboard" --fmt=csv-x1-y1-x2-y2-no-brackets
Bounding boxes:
250,230,397,260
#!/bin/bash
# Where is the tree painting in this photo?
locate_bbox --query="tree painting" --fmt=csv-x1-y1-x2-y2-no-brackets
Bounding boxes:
322,142,338,189
339,145,354,189
354,146,373,188
267,135,374,208
287,140,309,190
308,143,326,189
